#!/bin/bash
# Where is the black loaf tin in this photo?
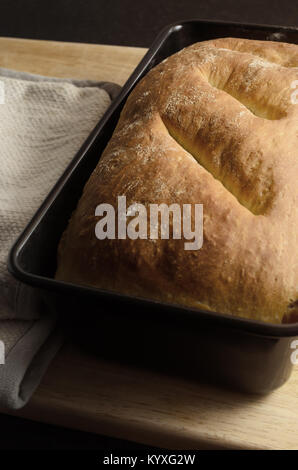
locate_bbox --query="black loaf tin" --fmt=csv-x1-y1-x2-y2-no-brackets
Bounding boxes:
9,20,298,393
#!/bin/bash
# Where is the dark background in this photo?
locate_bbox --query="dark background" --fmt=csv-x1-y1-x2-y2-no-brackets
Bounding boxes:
0,0,297,47
0,0,297,451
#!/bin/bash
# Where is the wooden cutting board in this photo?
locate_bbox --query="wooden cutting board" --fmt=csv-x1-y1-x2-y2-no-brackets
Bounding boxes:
1,37,298,450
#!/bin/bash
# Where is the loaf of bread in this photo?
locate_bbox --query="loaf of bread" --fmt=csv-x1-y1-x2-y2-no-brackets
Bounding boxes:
55,37,298,324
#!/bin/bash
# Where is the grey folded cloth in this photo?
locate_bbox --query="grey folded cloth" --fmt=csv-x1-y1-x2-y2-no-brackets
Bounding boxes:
0,67,121,408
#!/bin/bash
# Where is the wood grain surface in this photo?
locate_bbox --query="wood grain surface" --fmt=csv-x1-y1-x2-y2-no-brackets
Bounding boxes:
1,37,297,450
0,37,146,85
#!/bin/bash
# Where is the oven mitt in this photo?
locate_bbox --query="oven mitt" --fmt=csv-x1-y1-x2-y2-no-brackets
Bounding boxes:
0,67,121,408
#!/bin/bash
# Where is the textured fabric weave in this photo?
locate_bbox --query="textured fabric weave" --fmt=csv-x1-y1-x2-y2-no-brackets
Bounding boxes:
0,71,113,320
0,67,120,408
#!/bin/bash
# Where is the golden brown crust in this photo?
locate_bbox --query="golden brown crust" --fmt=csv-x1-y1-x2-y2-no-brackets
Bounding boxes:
55,38,298,324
